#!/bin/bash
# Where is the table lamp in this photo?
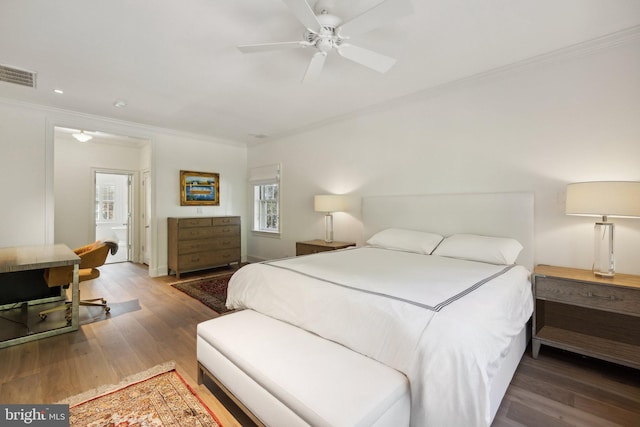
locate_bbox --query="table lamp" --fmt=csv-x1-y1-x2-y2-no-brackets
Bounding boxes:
314,195,347,243
565,181,640,277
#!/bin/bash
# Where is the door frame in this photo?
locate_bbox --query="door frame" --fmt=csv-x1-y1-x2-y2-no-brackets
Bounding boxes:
141,169,151,265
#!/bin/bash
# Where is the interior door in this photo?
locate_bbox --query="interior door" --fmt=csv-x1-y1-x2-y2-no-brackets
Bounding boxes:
95,171,132,263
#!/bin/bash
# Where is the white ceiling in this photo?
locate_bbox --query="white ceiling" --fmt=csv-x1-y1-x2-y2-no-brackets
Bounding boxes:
1,0,639,145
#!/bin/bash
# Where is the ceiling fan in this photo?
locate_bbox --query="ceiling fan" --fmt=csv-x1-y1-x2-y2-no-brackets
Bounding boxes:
237,0,413,82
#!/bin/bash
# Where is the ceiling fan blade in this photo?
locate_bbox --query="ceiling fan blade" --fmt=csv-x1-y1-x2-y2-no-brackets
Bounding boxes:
337,44,396,73
281,0,322,32
237,41,311,53
302,51,327,83
338,0,413,37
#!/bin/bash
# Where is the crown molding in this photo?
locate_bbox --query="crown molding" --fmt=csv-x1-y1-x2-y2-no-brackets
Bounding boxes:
0,97,248,149
266,25,640,143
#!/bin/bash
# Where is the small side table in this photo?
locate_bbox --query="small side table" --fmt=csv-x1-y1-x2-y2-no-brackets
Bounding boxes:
295,240,355,256
532,264,640,369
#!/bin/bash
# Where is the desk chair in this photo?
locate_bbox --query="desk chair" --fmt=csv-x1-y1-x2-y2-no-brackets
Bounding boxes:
39,240,118,322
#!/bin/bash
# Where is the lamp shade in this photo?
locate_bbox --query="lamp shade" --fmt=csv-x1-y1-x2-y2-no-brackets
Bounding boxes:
314,194,347,213
566,181,640,218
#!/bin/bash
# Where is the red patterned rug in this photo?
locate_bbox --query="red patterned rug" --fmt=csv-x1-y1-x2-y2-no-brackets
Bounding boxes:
171,273,234,314
61,362,222,426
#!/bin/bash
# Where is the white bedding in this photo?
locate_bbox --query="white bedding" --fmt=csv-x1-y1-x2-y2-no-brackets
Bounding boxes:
226,247,533,427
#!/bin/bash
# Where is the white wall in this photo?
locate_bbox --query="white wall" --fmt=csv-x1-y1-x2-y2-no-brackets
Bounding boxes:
0,101,247,277
247,37,640,274
0,104,50,246
54,133,145,251
153,134,247,276
2,35,638,275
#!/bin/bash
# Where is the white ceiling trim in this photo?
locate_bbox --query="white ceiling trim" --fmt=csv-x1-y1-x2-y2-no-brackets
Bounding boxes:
0,97,248,148
263,24,640,143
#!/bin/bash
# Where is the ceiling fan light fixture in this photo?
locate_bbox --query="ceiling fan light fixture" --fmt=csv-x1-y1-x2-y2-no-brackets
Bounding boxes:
72,130,93,142
237,0,413,82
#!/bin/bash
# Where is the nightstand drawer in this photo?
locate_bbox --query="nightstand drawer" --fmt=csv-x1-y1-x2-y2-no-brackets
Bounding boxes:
295,240,355,256
296,244,334,256
536,276,640,316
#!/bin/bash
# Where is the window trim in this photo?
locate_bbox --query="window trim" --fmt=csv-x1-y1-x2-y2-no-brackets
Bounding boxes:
249,164,281,237
252,181,280,234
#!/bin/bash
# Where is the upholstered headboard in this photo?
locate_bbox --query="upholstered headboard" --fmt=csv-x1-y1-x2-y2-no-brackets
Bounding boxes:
362,192,535,270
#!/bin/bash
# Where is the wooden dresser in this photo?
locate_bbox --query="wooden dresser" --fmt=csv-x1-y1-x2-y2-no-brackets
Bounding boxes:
168,216,241,278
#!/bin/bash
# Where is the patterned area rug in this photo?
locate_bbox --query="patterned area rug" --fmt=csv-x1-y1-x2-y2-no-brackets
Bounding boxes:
61,362,221,426
171,272,235,314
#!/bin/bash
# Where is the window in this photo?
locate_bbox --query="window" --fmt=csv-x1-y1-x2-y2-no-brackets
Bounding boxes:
254,183,279,232
250,164,280,235
96,184,116,221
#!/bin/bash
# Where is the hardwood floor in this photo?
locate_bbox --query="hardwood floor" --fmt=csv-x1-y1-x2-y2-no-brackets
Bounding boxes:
1,262,638,426
494,347,640,426
0,262,243,427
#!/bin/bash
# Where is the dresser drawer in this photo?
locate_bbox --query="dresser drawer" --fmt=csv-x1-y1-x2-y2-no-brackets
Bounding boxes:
177,218,212,228
536,276,640,316
212,216,240,226
210,224,240,237
178,237,240,254
209,248,241,266
178,252,214,270
178,227,218,240
178,240,216,255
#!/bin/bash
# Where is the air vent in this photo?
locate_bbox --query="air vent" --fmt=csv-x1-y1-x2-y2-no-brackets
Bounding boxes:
0,64,37,88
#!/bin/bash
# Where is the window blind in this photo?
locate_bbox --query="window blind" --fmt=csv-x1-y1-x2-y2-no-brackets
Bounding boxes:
249,163,280,183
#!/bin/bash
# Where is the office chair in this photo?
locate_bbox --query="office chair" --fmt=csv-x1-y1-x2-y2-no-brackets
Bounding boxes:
39,240,118,322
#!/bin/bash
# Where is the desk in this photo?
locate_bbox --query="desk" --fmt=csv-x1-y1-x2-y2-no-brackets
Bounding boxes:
0,244,80,348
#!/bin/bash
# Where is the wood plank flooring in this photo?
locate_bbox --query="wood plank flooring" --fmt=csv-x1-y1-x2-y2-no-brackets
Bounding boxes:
1,262,638,426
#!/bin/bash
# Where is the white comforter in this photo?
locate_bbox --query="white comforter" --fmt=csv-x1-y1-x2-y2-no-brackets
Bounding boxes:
226,247,533,427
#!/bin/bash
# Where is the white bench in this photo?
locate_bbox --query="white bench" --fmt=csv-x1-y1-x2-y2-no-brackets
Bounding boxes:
197,309,410,427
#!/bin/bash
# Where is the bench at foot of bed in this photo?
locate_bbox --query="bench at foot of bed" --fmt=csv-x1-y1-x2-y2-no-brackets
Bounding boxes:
197,309,410,427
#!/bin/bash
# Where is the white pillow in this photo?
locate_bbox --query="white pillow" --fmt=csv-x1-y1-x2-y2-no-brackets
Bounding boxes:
432,233,523,265
366,228,443,255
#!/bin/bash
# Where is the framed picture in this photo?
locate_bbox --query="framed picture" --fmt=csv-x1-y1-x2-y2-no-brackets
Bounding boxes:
180,170,220,206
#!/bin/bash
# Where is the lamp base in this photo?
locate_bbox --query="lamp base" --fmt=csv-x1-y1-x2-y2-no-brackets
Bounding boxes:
323,213,334,243
592,221,614,277
593,271,615,278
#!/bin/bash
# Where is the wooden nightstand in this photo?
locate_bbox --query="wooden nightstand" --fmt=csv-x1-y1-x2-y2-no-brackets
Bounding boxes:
295,240,355,256
532,265,640,369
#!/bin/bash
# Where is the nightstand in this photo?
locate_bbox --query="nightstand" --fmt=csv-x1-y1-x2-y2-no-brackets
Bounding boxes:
532,265,640,369
295,240,355,256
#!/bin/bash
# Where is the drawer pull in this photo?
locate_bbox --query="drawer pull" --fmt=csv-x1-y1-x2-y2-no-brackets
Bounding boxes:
191,257,200,262
586,292,617,301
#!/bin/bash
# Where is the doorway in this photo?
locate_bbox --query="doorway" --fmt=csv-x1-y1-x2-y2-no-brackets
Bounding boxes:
94,171,133,263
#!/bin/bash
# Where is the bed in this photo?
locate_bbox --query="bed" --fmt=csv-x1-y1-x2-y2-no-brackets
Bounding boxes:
198,192,534,427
